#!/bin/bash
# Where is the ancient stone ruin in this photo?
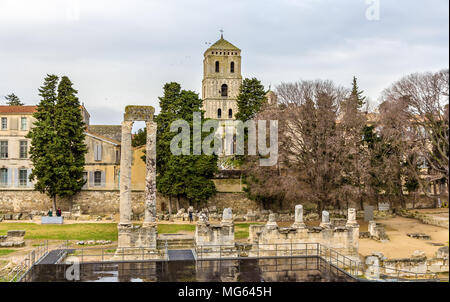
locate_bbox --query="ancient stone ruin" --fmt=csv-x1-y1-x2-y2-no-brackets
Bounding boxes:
195,208,237,258
248,207,360,258
117,106,159,256
0,230,25,247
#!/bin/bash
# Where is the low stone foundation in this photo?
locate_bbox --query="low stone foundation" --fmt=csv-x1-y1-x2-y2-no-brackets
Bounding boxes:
0,230,25,247
366,247,449,278
195,208,238,258
249,207,359,257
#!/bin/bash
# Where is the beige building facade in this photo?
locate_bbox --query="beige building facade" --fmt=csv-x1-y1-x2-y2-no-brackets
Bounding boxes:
0,105,127,191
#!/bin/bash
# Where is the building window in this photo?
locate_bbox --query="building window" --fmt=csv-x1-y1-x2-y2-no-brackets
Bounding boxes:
20,141,28,159
228,109,233,119
19,169,27,187
221,84,228,97
1,117,7,130
217,108,222,119
215,61,219,72
94,143,102,161
0,141,8,158
0,168,7,186
230,62,234,73
94,171,102,186
21,117,27,130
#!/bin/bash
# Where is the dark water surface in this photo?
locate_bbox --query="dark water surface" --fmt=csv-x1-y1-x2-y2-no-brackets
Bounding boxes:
26,257,356,282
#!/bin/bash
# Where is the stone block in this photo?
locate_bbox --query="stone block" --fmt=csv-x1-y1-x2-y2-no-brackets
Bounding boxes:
41,216,64,224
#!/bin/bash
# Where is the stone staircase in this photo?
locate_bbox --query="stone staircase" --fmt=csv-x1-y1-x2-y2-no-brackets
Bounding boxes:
157,234,195,250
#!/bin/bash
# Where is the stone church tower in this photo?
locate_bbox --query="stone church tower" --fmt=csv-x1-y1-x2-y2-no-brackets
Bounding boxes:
202,34,242,120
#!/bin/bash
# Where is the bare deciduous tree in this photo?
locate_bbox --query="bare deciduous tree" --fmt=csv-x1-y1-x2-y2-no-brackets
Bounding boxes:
382,69,449,198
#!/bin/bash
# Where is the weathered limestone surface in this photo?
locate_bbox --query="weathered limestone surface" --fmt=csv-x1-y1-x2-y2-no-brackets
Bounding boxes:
119,120,133,226
249,207,360,257
292,204,306,229
117,106,158,254
144,121,157,226
0,230,25,247
195,208,237,258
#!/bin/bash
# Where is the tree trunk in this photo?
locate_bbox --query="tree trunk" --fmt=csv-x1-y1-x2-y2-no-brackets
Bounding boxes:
176,196,180,212
168,196,173,215
52,195,57,213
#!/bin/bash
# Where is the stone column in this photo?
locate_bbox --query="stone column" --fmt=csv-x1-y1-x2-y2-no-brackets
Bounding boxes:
346,208,359,255
320,210,331,228
266,213,278,229
221,208,233,225
143,121,157,226
346,208,358,227
119,120,133,226
292,204,306,228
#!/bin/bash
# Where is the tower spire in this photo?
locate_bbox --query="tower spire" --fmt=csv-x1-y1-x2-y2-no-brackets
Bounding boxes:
219,29,224,39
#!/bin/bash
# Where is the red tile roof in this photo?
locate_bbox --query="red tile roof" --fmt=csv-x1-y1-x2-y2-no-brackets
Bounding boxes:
0,106,37,114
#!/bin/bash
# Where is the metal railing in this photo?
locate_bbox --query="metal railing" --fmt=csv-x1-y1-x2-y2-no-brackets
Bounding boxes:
63,246,168,263
6,240,48,282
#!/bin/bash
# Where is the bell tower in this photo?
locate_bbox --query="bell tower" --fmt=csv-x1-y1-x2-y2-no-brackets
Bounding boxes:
202,34,242,120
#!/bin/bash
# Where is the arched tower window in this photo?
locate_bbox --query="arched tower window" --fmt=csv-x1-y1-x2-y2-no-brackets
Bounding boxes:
230,62,235,73
215,61,219,72
228,109,232,118
221,84,228,97
217,108,222,119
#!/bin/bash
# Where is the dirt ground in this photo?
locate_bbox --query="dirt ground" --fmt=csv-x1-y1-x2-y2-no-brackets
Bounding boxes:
359,215,449,259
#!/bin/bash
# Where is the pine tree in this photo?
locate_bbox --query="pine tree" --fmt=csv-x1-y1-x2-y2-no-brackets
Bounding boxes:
350,76,366,108
27,75,87,211
4,93,24,106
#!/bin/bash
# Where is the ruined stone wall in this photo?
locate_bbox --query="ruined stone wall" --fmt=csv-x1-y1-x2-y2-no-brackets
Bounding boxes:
0,190,258,216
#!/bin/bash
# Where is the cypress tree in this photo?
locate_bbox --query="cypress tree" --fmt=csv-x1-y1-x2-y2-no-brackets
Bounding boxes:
27,75,87,211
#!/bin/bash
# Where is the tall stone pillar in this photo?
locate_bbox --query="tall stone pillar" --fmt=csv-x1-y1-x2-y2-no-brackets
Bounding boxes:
119,120,133,226
346,208,359,256
143,121,157,226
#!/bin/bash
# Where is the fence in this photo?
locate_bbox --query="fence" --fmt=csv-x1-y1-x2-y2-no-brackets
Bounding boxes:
62,242,169,263
6,241,48,282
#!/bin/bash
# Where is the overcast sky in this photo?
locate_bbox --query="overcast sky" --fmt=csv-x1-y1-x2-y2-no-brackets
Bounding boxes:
0,0,448,127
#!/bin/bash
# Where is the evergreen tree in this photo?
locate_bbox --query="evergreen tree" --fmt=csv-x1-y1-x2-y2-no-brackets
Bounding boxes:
132,128,147,147
155,83,218,210
350,76,366,108
4,93,24,106
27,75,87,211
235,78,267,122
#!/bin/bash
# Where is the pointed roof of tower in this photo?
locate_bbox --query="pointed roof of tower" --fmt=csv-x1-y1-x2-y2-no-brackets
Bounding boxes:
205,35,240,54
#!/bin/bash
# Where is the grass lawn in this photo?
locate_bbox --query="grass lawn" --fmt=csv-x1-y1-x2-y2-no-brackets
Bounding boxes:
235,223,263,240
0,223,118,241
0,223,196,241
0,222,257,241
0,249,16,256
157,224,195,233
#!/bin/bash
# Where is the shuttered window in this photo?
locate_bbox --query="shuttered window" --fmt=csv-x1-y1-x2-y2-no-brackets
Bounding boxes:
0,168,7,186
94,143,102,161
